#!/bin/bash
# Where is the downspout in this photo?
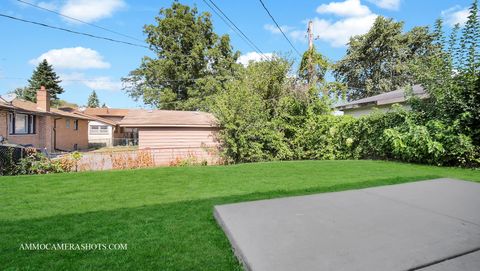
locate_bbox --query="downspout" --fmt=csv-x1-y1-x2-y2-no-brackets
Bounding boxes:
53,117,61,151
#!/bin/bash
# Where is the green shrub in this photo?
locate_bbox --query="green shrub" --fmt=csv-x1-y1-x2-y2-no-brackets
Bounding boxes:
15,149,65,175
213,102,479,167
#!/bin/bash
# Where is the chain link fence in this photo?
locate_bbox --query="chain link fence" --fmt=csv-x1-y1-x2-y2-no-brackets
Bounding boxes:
0,144,25,176
88,138,139,149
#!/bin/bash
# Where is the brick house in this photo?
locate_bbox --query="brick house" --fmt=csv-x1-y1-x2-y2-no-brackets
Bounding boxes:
0,87,91,152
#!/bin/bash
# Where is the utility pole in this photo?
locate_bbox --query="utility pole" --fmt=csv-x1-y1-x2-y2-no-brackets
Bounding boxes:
307,20,314,90
308,20,314,51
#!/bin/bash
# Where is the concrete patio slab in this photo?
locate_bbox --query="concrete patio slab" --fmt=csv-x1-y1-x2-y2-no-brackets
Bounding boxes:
419,250,480,271
214,178,480,271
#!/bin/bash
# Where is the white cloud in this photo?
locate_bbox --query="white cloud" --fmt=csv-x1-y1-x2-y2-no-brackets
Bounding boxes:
83,76,122,91
288,0,378,47
59,73,122,91
60,0,125,23
290,15,377,47
237,52,274,66
367,0,401,11
442,6,470,27
58,72,85,84
317,0,371,17
264,24,294,34
30,47,110,70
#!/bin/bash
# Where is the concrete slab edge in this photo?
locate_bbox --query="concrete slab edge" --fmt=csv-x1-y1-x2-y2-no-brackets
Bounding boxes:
213,206,253,271
412,247,480,271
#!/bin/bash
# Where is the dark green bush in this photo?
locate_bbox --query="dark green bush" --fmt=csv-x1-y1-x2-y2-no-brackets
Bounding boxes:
214,103,479,168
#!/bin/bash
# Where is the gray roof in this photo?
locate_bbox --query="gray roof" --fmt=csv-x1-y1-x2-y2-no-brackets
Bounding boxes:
336,85,427,110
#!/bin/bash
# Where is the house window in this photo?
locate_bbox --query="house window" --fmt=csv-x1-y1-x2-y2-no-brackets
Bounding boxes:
8,113,36,135
74,120,79,130
66,119,70,128
90,125,109,135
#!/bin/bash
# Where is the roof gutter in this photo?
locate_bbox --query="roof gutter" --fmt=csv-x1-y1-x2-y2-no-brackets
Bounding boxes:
119,124,218,128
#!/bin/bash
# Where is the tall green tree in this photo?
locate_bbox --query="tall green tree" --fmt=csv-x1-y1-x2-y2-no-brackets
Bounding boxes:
299,46,346,100
298,46,328,88
87,90,100,108
334,16,434,100
432,18,446,50
448,23,460,67
411,0,479,145
459,0,480,72
122,1,240,111
242,56,292,116
16,59,64,102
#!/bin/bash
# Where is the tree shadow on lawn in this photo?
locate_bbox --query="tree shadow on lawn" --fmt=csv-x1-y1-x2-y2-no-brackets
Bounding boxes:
0,175,438,271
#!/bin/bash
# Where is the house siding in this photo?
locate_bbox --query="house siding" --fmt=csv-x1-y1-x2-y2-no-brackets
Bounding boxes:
54,118,89,151
0,111,8,140
88,120,114,147
342,103,411,117
0,110,53,150
138,127,220,165
0,110,87,152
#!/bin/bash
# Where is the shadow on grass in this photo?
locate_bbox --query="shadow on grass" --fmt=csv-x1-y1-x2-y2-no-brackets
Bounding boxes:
0,175,438,271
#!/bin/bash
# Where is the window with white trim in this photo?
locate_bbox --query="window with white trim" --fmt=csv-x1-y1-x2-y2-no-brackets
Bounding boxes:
74,120,79,130
90,125,109,135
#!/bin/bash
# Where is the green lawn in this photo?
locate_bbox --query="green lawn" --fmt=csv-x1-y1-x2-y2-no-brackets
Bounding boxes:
1,160,479,270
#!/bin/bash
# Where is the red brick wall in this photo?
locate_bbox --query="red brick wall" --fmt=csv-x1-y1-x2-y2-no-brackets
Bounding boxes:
0,110,88,152
54,118,89,151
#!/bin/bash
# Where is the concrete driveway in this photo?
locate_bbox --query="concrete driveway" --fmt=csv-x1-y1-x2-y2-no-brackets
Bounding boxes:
214,178,480,271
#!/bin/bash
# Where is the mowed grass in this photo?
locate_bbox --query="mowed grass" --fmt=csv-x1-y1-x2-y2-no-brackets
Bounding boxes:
1,160,479,270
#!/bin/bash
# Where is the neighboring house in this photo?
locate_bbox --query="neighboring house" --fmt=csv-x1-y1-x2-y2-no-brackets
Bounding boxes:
118,110,219,165
82,108,137,147
0,87,91,152
335,85,427,117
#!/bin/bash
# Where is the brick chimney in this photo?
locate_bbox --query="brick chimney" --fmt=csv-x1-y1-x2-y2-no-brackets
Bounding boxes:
36,86,50,112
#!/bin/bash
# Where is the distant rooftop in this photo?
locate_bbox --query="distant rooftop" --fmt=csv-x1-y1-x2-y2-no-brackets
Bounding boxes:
119,110,217,128
83,107,131,117
336,85,427,110
1,98,92,120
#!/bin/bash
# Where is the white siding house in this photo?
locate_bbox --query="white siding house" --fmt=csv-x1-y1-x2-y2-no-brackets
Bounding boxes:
335,85,427,117
88,120,114,147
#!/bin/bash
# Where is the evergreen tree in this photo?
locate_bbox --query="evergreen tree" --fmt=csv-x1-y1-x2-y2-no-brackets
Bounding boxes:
459,0,480,72
101,103,107,108
448,23,460,67
87,90,100,108
18,59,64,102
432,18,446,50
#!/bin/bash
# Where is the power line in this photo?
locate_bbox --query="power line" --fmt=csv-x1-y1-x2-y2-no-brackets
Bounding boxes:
203,0,271,61
201,0,254,54
0,13,149,49
0,76,202,83
258,0,302,57
16,0,145,43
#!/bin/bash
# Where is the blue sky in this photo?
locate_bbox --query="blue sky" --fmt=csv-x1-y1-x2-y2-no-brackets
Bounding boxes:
0,0,473,108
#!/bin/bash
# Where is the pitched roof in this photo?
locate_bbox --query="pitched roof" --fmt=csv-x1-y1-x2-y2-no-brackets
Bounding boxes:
119,110,218,128
0,98,93,120
83,108,130,117
336,85,427,110
76,112,117,125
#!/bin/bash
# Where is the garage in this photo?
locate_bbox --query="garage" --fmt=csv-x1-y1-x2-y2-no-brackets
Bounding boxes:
119,110,220,165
